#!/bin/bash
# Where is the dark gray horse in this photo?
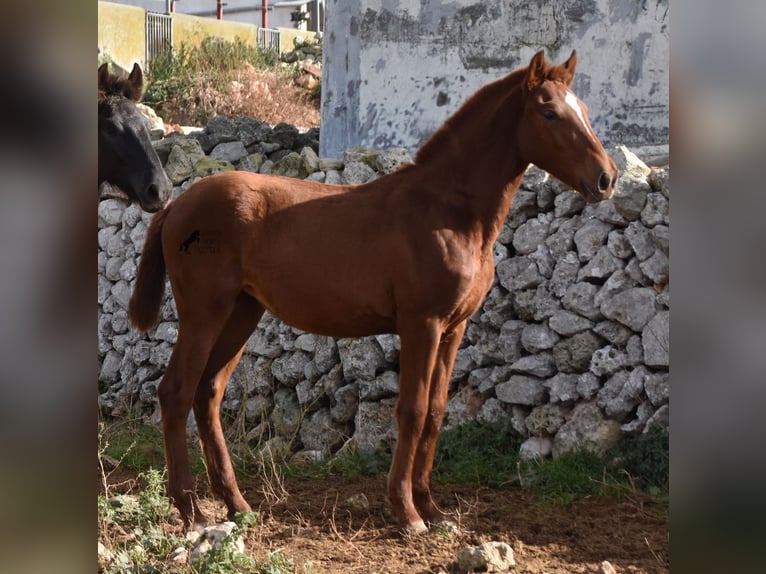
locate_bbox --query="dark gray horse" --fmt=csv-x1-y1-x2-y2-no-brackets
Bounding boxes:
98,63,172,212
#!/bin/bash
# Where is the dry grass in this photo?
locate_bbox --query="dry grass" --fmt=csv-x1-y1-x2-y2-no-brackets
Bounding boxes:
156,63,320,128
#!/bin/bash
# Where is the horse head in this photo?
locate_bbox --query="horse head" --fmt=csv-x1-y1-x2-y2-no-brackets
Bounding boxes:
516,50,617,203
98,62,172,212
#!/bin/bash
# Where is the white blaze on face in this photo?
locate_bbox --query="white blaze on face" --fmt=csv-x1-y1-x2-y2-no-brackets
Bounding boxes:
565,90,593,138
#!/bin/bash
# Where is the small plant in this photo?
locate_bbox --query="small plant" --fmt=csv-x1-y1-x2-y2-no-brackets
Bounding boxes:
518,449,619,504
613,427,669,493
432,420,524,486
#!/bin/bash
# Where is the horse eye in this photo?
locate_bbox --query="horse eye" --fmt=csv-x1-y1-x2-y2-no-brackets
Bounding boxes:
543,110,559,121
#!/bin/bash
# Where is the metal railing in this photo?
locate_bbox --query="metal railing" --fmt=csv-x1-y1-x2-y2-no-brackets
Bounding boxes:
257,27,281,55
146,11,173,67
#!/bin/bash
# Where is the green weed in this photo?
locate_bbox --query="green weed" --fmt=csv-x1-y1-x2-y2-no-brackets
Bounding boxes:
432,420,523,487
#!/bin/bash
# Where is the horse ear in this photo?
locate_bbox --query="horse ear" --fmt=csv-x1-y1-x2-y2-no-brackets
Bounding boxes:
525,50,547,91
127,63,144,101
561,50,577,86
98,63,109,88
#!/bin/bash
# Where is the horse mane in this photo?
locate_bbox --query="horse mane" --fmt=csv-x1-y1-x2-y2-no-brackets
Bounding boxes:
414,57,570,165
98,65,142,103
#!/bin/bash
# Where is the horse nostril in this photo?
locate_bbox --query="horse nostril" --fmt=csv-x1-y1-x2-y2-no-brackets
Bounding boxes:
146,183,160,199
598,171,611,192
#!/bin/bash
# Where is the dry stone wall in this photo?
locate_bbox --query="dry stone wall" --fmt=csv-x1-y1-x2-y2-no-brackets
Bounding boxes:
98,115,669,462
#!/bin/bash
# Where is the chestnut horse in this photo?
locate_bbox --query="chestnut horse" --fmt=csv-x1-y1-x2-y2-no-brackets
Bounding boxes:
98,62,172,212
129,50,617,533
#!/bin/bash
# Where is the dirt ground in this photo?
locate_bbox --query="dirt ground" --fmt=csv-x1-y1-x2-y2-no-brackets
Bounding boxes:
105,469,668,574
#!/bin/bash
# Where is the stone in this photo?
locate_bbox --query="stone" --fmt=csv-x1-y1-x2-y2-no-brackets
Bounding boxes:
209,140,248,163
338,337,386,381
552,330,604,373
358,371,400,401
649,167,670,198
640,192,669,227
582,198,629,226
553,402,622,457
549,310,593,336
607,229,634,259
188,522,245,562
554,190,586,217
301,146,320,173
468,365,513,395
600,287,658,331
325,169,343,184
496,256,544,292
597,367,648,421
267,122,299,148
593,320,634,346
232,116,269,146
624,221,656,261
457,541,515,573
98,199,126,227
639,250,669,284
549,251,581,297
375,147,412,174
562,282,603,321
238,152,265,173
644,372,669,407
576,372,601,400
590,345,630,377
544,373,580,403
271,152,309,179
509,354,556,377
271,350,311,387
477,397,509,424
165,138,205,184
594,270,640,308
578,246,624,281
353,398,398,453
525,403,566,435
245,394,274,424
512,215,552,254
342,161,376,184
574,219,612,261
609,145,650,220
299,408,346,451
644,404,669,433
495,375,546,406
270,388,301,438
520,323,560,353
642,311,669,367
546,216,580,257
331,383,359,423
519,437,553,460
510,189,538,214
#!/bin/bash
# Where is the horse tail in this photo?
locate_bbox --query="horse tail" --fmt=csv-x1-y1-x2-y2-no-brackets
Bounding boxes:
129,207,169,332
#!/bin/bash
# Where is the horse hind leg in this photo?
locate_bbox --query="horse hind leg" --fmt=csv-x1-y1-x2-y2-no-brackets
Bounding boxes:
158,288,242,528
412,320,467,526
193,293,265,522
159,328,222,528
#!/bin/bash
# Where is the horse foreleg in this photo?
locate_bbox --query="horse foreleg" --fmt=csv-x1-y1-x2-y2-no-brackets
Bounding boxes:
412,321,467,525
388,320,441,534
193,294,264,521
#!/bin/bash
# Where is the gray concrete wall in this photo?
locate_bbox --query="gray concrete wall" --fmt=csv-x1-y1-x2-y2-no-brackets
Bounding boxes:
320,0,669,159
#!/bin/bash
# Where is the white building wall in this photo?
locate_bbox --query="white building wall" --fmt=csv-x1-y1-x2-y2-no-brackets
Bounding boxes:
320,0,668,158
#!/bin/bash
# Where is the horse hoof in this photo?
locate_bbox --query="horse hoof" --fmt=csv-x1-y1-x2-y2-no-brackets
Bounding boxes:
402,520,428,536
